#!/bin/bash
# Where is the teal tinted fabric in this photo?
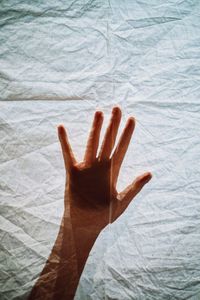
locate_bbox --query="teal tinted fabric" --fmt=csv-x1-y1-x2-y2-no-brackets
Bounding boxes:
0,1,200,299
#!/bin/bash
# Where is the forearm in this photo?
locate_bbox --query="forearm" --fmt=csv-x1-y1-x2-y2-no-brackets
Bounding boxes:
68,187,108,275
28,212,79,300
28,207,101,300
71,224,103,275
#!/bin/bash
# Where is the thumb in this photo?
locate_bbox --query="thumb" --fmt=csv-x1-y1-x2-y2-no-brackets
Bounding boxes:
117,172,152,215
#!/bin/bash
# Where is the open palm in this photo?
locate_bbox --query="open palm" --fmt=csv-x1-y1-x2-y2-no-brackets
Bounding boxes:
58,106,152,228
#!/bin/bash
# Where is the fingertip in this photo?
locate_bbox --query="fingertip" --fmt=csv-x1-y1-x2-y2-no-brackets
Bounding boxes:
112,106,122,117
136,172,152,185
95,110,103,119
146,171,153,178
127,117,136,129
129,116,135,122
57,124,66,137
143,172,153,182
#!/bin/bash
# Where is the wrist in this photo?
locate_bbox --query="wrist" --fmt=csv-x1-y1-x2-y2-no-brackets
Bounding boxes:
64,188,109,273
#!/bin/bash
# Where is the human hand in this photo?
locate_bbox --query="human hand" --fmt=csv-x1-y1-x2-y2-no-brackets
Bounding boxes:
58,107,152,230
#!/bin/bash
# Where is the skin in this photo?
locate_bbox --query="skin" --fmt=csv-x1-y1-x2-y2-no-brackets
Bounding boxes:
28,106,152,300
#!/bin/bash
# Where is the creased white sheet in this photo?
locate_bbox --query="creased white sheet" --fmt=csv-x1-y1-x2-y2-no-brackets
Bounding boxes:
0,1,200,299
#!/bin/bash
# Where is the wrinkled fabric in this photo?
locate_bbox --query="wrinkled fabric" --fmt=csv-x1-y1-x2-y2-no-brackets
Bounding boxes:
0,1,200,299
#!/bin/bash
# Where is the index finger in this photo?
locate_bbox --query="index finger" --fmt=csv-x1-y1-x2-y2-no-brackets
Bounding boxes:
111,117,135,186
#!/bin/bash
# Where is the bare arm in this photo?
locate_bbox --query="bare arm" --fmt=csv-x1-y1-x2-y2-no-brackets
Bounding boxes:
28,106,152,300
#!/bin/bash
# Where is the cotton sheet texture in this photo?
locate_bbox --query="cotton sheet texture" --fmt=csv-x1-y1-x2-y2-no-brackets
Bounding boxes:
1,1,200,299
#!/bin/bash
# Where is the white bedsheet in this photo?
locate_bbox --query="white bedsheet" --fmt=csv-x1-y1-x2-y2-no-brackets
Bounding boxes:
1,1,200,299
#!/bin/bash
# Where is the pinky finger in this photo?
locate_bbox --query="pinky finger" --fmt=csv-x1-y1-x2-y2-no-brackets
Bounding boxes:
57,125,77,171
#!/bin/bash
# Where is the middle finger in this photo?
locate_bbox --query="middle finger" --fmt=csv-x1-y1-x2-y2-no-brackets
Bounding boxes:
98,106,122,161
